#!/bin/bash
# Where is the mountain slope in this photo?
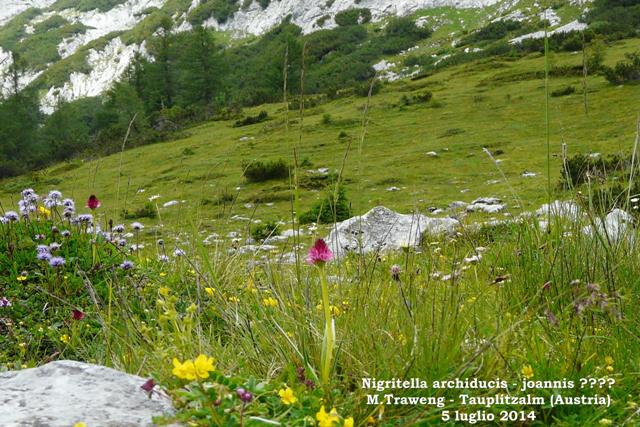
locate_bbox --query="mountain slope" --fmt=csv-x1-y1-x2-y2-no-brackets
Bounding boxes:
0,0,588,111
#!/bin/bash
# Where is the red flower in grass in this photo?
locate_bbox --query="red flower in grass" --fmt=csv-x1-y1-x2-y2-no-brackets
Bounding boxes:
306,239,333,266
86,195,101,210
72,309,85,321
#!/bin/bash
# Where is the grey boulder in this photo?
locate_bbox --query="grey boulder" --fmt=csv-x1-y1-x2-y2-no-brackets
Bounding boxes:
0,360,174,427
325,206,458,257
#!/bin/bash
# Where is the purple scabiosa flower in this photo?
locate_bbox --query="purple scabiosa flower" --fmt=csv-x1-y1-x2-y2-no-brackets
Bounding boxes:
37,244,50,253
49,242,61,252
78,214,93,224
48,190,63,200
34,234,45,241
0,216,8,224
118,239,127,247
158,255,169,263
120,260,135,270
306,239,333,266
43,198,58,209
48,256,66,268
4,211,19,222
0,297,11,307
63,208,75,219
61,230,71,238
157,239,164,247
113,224,125,233
62,198,75,208
51,226,59,234
131,222,144,231
18,200,36,215
173,248,186,257
37,251,52,261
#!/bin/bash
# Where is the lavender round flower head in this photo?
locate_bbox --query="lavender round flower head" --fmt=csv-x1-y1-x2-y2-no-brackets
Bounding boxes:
48,190,63,200
173,248,186,257
113,224,125,233
43,198,58,209
48,256,66,268
21,188,38,201
18,200,36,215
61,230,71,238
37,244,50,253
0,216,8,225
0,297,11,307
120,260,135,270
62,199,75,209
49,242,61,252
158,255,169,263
37,252,52,261
4,211,19,222
118,239,127,247
131,222,144,231
34,234,45,241
78,214,93,224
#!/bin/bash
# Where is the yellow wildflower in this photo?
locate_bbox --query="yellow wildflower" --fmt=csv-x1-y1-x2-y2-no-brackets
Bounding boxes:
606,365,614,373
228,296,240,303
159,287,170,296
38,206,51,218
60,334,70,344
172,358,196,380
73,423,88,427
605,356,614,365
344,417,354,427
599,419,613,426
159,272,167,277
17,275,27,282
278,387,297,405
316,406,340,427
205,287,215,296
193,354,216,379
521,365,534,379
263,297,278,308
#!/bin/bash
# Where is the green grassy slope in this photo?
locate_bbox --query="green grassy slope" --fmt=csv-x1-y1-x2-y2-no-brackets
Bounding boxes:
2,38,639,235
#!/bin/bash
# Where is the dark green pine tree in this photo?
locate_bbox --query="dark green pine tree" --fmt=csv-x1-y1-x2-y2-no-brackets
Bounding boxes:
179,26,222,113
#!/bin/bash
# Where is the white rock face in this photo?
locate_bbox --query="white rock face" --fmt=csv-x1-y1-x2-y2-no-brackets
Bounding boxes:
0,0,57,27
510,20,587,44
325,206,459,256
204,0,501,36
536,200,581,221
41,37,150,113
55,0,166,58
0,360,174,427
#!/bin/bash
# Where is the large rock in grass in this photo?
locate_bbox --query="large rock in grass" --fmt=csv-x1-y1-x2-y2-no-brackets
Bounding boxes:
326,206,458,257
0,360,174,427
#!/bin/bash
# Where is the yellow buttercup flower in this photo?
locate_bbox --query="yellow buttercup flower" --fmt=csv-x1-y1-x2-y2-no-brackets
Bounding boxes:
38,206,51,218
521,365,534,379
73,423,88,427
599,419,613,426
159,287,170,296
263,297,278,308
60,334,70,344
17,275,27,282
605,356,614,365
172,358,196,380
205,287,215,296
193,354,216,379
278,387,297,405
344,417,354,427
316,406,340,427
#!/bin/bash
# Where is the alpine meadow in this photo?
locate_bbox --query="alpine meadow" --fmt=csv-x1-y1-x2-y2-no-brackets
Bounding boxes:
1,0,640,426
